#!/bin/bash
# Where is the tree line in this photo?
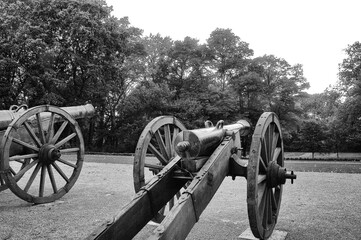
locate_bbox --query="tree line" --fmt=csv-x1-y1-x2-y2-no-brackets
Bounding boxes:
1,0,360,154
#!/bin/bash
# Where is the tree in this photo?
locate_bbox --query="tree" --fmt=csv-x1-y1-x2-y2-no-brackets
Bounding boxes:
138,33,173,83
251,55,309,134
207,28,253,91
333,41,361,151
0,0,51,108
297,121,327,158
0,0,146,151
300,88,341,121
333,96,361,152
163,37,211,99
338,41,361,97
229,71,264,121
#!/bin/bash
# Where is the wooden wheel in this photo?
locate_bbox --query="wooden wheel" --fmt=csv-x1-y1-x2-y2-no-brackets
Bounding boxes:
247,112,284,239
0,105,84,204
134,116,186,222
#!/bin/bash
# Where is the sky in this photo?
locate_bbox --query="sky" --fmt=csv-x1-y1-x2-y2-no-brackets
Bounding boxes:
105,0,361,94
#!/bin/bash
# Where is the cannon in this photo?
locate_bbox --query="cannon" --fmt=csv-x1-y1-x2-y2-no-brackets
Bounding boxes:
0,104,95,204
88,113,296,240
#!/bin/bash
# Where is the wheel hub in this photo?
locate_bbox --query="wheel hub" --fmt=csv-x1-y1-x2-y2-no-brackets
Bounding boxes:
266,161,296,188
39,144,61,164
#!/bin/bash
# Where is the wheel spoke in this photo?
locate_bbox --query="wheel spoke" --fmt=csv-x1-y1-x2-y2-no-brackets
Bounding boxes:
261,188,270,228
271,131,279,160
59,148,79,154
14,159,39,182
154,130,169,160
261,139,269,164
47,113,56,143
257,174,266,184
55,133,76,148
265,123,273,162
266,190,273,224
257,182,267,208
39,165,46,197
23,162,41,193
267,125,272,161
172,127,179,145
270,188,277,211
172,127,180,158
51,162,69,183
36,113,46,144
12,137,39,152
144,163,164,170
259,187,268,221
15,159,25,164
47,165,58,193
24,121,42,147
57,158,77,168
9,153,38,161
148,143,168,165
9,167,16,175
272,147,282,163
0,176,5,185
164,124,172,158
51,120,68,144
259,156,267,172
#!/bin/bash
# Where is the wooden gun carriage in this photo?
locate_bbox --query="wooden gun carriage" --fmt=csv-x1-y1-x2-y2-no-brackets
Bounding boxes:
0,104,94,204
88,112,296,240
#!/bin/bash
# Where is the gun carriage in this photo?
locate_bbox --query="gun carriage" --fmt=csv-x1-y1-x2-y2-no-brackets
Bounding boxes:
0,104,94,204
89,112,296,240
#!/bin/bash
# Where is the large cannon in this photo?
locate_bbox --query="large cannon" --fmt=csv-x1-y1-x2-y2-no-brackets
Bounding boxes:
0,104,94,204
88,113,296,240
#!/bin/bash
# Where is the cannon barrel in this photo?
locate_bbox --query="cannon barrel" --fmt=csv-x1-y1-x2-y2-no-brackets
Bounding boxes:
174,119,250,159
0,104,95,131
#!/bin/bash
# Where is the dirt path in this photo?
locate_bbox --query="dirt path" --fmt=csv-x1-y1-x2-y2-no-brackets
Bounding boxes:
1,162,360,240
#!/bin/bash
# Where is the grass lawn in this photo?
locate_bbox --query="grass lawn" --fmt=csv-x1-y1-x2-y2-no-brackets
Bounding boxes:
0,156,360,239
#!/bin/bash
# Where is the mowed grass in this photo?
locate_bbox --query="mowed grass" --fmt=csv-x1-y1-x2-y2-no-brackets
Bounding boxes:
83,154,361,240
84,154,361,174
285,160,361,173
1,154,360,240
285,152,361,160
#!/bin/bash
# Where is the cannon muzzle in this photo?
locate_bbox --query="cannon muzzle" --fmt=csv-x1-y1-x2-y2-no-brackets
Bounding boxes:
174,119,250,159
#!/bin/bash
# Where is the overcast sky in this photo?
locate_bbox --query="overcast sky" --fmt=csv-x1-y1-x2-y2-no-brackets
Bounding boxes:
105,0,361,94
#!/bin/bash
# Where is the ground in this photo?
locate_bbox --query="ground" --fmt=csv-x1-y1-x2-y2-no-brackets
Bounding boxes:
0,155,361,240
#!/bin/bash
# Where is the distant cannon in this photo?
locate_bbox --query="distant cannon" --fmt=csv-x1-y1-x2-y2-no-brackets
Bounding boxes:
0,104,94,204
88,112,296,239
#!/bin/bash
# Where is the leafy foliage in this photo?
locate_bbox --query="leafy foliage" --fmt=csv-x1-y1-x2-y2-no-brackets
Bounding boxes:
1,0,360,153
